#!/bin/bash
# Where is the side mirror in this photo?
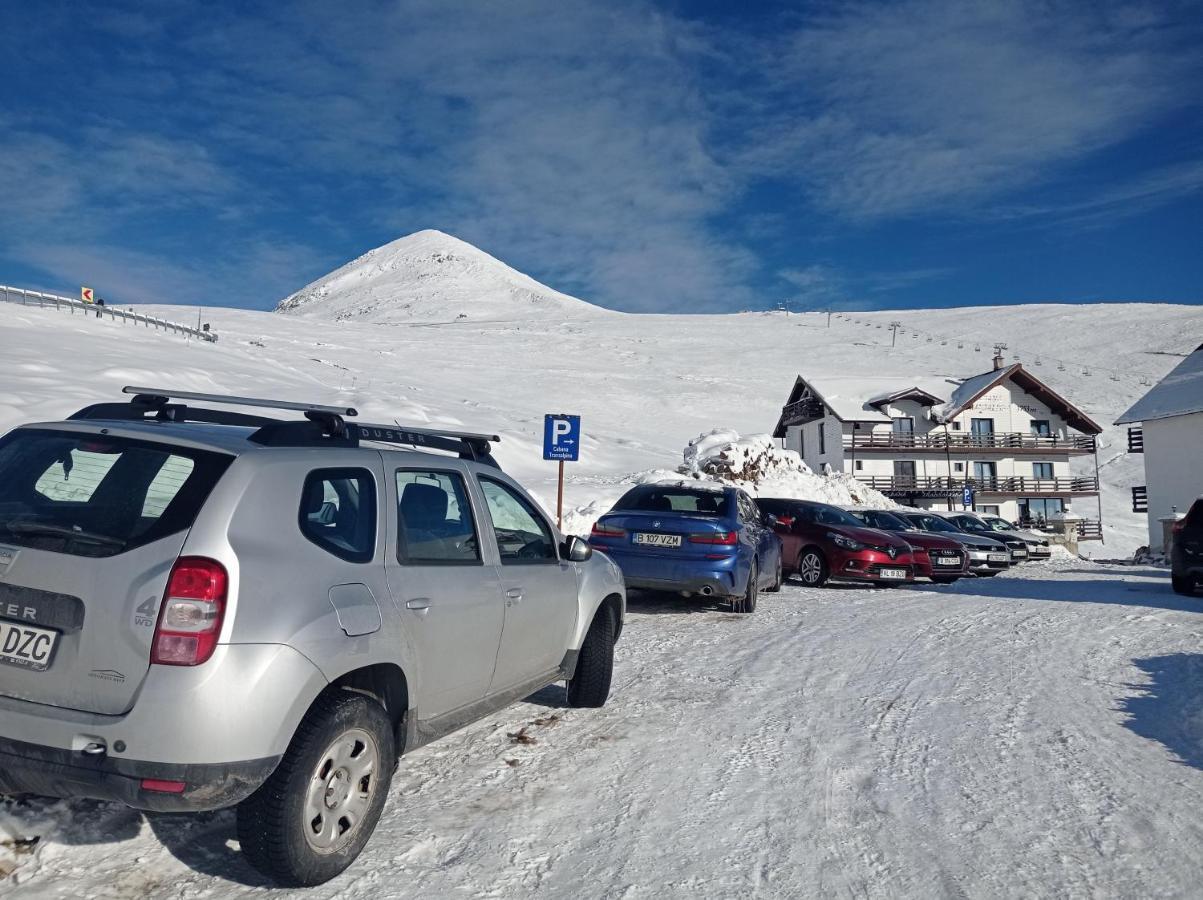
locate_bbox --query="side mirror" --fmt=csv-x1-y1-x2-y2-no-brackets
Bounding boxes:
563,535,593,562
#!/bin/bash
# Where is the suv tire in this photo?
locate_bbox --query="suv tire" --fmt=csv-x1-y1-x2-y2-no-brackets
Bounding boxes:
567,608,615,708
1172,574,1196,596
237,691,395,887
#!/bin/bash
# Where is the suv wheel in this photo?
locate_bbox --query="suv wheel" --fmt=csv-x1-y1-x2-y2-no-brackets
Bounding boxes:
237,691,395,887
1172,574,1197,596
567,607,615,708
797,549,828,587
733,560,758,613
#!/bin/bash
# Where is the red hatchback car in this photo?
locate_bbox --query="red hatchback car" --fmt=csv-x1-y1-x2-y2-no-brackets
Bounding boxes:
755,498,915,587
847,508,971,584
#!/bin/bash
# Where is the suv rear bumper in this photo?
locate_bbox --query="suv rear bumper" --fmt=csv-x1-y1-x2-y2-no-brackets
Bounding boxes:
0,733,278,811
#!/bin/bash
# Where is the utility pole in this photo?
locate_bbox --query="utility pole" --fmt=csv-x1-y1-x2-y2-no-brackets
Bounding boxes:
826,308,832,328
890,321,902,347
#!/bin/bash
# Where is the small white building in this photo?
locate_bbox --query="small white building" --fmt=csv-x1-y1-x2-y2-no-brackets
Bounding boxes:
1115,342,1203,552
772,353,1104,538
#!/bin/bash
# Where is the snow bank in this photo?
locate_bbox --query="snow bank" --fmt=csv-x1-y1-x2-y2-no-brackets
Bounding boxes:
560,429,893,535
678,429,896,506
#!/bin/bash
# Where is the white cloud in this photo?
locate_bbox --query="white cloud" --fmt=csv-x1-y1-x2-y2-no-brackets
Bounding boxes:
747,0,1200,220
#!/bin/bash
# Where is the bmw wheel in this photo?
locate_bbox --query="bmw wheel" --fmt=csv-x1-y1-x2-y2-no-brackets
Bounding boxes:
797,549,828,587
733,560,758,613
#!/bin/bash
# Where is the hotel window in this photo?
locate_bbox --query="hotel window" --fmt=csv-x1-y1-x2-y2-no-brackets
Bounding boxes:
1032,462,1054,479
818,423,825,455
954,462,964,472
855,460,863,471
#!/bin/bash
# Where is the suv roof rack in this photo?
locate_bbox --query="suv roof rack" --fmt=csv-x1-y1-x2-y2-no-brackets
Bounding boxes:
68,386,502,467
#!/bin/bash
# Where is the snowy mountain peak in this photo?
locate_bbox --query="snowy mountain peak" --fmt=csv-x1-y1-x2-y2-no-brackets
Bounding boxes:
276,229,607,323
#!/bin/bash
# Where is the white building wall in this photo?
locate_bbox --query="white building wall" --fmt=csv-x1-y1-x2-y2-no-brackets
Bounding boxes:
1141,411,1203,550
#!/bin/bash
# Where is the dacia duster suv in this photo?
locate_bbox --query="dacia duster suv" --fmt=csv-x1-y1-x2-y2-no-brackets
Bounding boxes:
0,388,625,886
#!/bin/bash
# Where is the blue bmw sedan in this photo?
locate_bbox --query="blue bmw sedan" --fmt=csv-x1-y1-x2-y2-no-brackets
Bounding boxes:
587,482,782,613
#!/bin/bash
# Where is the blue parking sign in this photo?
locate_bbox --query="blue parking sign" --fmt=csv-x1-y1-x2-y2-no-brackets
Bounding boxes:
543,414,581,461
962,486,973,508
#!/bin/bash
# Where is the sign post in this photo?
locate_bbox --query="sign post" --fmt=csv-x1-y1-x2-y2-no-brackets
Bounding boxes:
543,414,581,529
80,286,94,304
962,485,974,509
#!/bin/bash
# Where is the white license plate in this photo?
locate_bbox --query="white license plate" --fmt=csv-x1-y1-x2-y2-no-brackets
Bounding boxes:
879,567,907,580
988,552,1009,563
1012,549,1027,556
0,619,59,672
935,556,961,565
633,532,682,548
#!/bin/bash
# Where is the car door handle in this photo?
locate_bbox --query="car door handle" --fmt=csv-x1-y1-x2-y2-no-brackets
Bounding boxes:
405,597,432,611
505,588,524,603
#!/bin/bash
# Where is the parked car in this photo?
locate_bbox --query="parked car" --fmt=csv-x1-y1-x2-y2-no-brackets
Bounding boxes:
755,498,915,587
845,508,971,584
935,511,1032,563
976,514,1053,559
0,387,625,887
588,482,781,612
892,510,1012,576
1171,497,1203,596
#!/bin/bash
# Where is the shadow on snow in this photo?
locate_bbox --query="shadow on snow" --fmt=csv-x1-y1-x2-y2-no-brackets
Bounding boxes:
1118,653,1203,771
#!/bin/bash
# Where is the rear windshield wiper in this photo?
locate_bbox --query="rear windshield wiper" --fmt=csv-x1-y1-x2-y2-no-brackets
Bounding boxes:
1,522,126,548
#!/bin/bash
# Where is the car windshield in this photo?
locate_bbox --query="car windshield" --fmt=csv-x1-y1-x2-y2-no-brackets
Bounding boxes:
907,514,960,534
615,485,730,517
983,516,1015,531
857,510,914,531
797,503,864,527
0,428,232,558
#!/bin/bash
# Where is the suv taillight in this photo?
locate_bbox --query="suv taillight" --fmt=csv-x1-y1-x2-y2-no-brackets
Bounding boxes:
591,523,626,538
151,557,228,666
689,531,738,545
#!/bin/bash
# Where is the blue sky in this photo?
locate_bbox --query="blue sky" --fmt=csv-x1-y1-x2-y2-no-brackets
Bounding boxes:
1,0,1200,313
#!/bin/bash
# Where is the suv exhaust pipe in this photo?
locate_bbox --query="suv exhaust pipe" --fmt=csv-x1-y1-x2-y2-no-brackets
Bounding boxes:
699,585,714,596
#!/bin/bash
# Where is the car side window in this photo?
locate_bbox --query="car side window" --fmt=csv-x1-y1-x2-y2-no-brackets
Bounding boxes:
478,477,557,564
299,468,376,563
396,470,481,565
738,493,760,524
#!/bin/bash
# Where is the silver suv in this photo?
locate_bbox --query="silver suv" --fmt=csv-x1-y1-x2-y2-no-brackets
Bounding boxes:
0,387,625,886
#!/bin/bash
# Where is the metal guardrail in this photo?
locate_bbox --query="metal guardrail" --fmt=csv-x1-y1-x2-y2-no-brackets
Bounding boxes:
0,284,217,342
845,432,1096,453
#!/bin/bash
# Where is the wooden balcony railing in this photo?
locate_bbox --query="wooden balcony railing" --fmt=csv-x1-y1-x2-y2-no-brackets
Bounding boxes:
844,432,1096,453
779,398,825,426
856,475,1099,495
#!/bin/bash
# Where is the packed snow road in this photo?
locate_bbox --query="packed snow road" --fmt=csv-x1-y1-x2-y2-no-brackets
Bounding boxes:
4,558,1202,898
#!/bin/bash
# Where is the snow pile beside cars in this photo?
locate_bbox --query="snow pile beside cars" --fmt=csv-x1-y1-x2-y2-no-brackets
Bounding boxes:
561,429,893,535
679,429,895,506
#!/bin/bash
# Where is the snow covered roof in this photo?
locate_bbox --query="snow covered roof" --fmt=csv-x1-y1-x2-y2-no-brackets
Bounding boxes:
932,363,1103,435
1115,343,1203,424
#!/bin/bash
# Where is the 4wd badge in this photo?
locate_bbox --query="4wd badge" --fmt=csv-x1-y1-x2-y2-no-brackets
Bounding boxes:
0,546,17,578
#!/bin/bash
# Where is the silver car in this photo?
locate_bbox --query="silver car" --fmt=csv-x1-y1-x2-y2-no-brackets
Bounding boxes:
976,514,1054,559
0,387,625,886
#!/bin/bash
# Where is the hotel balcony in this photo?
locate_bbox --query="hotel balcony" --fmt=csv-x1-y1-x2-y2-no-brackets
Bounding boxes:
856,475,1099,497
844,432,1096,454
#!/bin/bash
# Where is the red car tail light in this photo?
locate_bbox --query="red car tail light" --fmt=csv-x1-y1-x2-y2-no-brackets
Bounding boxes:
151,557,228,666
591,523,627,538
689,531,738,545
140,778,187,794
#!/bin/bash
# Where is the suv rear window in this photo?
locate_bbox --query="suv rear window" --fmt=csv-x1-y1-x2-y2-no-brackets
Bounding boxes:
614,485,730,517
0,428,232,558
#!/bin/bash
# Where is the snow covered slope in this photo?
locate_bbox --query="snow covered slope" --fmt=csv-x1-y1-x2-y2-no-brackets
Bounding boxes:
1,295,1199,556
276,230,609,323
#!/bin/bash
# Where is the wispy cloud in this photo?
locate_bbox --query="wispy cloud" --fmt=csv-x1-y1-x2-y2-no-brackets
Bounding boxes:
747,0,1201,221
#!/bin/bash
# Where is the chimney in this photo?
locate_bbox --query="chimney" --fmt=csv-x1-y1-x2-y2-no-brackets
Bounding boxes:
993,351,1005,371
